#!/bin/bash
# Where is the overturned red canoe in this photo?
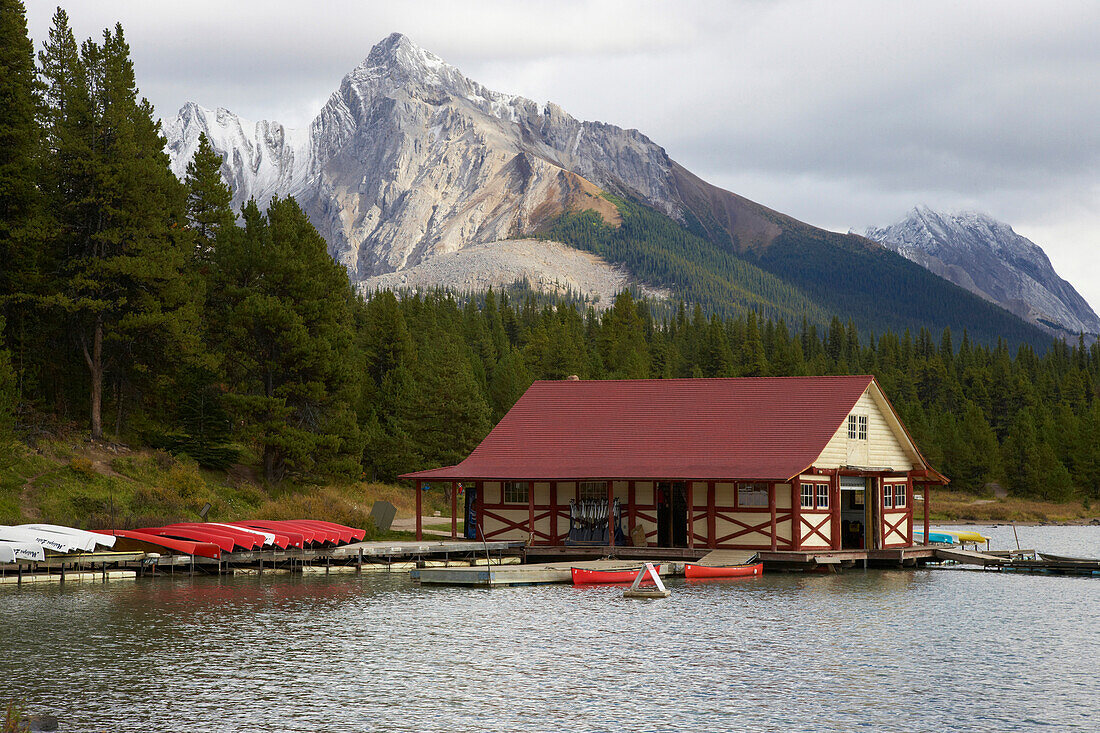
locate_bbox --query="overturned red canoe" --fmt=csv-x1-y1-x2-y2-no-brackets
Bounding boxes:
231,522,303,549
138,526,237,554
238,520,320,546
167,523,263,551
109,530,221,560
684,562,763,579
571,566,661,585
291,520,355,544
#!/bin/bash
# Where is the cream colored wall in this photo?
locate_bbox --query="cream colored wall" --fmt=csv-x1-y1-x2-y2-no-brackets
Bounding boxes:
715,512,773,546
483,508,552,541
799,517,832,548
815,387,920,470
716,482,735,506
775,483,792,509
883,511,910,546
483,481,501,505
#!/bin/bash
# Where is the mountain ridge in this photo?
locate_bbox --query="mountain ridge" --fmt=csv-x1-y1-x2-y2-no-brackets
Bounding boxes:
865,206,1100,338
163,32,1054,348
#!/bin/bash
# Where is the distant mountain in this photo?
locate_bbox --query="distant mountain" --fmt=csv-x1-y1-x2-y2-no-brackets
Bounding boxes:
865,207,1100,338
164,33,1053,347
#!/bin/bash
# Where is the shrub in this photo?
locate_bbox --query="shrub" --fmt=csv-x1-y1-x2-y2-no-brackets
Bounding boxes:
69,456,97,479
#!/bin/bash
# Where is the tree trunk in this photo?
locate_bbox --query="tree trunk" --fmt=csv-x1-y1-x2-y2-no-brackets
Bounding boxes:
82,316,104,440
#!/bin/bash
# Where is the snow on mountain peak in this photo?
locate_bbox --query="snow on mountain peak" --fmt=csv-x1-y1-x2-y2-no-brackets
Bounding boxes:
865,208,1100,336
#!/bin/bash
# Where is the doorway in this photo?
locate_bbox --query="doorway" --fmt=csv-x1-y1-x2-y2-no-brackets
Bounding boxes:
656,481,688,547
839,476,867,549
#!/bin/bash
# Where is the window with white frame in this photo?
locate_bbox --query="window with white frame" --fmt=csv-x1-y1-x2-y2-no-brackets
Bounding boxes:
849,414,868,440
858,415,868,440
578,481,607,501
883,484,893,509
737,482,769,508
816,483,829,510
800,483,814,508
893,483,907,508
847,415,857,439
503,481,529,504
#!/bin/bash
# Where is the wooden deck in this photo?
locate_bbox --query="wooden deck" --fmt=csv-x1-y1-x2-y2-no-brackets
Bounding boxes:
412,559,684,587
760,546,942,570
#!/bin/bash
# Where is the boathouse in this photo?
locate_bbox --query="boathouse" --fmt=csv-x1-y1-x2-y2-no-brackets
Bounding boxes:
401,376,947,552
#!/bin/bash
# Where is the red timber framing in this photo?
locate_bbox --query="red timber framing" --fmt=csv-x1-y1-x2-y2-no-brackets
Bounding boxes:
450,481,457,539
466,473,939,549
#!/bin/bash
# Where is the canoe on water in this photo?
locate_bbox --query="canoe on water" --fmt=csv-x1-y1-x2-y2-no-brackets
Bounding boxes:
684,562,763,579
571,566,661,585
1038,552,1100,564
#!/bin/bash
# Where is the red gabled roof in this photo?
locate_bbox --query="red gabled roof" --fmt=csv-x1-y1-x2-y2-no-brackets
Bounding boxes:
402,375,876,482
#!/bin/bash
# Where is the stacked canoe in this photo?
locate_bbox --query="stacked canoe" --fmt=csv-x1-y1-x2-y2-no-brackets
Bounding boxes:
0,520,364,563
110,520,366,560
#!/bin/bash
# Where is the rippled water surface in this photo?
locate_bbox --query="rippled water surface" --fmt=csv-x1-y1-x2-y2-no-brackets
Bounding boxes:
3,525,1099,732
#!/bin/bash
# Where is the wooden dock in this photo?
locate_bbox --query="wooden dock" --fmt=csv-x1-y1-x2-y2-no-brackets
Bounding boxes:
0,539,526,585
933,548,1100,574
412,559,683,586
759,546,942,570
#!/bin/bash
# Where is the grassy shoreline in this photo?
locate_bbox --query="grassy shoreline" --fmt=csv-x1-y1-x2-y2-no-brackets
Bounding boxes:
916,489,1099,525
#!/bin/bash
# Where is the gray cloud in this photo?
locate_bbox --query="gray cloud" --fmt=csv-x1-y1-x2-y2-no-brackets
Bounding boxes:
26,0,1100,307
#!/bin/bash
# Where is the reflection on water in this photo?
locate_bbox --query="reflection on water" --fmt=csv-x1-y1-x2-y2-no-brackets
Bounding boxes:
3,526,1099,732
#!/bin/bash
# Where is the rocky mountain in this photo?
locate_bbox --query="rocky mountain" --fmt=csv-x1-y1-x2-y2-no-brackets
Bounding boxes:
164,33,787,284
164,32,1053,347
865,207,1100,337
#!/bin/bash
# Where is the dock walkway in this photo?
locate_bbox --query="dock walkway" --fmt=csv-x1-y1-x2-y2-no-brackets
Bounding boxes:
412,559,682,586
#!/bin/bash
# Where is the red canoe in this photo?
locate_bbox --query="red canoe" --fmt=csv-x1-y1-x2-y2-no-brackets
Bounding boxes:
107,530,222,560
303,519,365,542
234,520,317,546
167,523,263,550
571,566,661,585
232,522,304,549
684,562,763,579
138,526,237,554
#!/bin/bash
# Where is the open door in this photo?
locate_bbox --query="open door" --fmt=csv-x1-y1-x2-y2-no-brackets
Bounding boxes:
655,481,688,547
839,476,867,549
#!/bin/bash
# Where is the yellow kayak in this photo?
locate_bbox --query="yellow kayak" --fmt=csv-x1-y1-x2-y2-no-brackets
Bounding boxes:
947,529,990,543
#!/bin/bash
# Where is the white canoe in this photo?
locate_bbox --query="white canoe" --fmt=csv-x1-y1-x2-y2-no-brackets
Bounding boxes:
210,523,275,547
19,524,117,551
0,526,77,553
0,540,46,562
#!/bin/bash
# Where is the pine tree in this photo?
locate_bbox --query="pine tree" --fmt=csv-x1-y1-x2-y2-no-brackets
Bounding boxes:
184,132,233,260
0,0,51,406
0,316,16,439
40,21,201,439
212,197,362,481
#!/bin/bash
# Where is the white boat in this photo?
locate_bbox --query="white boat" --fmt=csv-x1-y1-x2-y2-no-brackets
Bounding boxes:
0,540,46,562
0,526,77,553
210,523,275,547
19,524,117,551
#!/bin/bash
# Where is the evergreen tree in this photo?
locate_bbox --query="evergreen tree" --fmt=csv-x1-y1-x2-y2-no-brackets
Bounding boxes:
0,316,16,439
212,197,362,481
40,20,201,439
0,0,50,406
183,132,233,260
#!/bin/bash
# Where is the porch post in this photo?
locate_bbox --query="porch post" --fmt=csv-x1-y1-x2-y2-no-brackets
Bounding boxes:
831,472,841,550
475,481,484,541
415,483,423,541
451,481,457,539
923,482,930,546
906,478,914,547
528,480,535,543
791,482,801,550
707,481,716,549
550,481,558,545
628,481,636,535
687,482,695,549
607,480,615,547
769,482,777,551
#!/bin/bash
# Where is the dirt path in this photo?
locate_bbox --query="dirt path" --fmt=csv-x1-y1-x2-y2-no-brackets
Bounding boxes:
390,515,458,537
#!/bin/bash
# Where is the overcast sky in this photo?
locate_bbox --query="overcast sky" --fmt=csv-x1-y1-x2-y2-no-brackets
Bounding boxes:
26,0,1100,308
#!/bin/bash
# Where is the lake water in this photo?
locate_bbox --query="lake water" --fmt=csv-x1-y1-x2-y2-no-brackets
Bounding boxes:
3,525,1099,732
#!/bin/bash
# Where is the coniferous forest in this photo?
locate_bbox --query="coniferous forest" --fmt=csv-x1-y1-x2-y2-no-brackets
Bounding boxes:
2,3,1099,526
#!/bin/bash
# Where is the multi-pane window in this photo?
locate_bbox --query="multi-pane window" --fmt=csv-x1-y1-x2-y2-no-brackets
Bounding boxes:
503,481,528,504
858,415,868,440
883,484,894,508
893,483,907,508
737,482,769,508
847,415,857,439
800,483,814,508
816,483,829,509
848,414,868,440
578,481,607,501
